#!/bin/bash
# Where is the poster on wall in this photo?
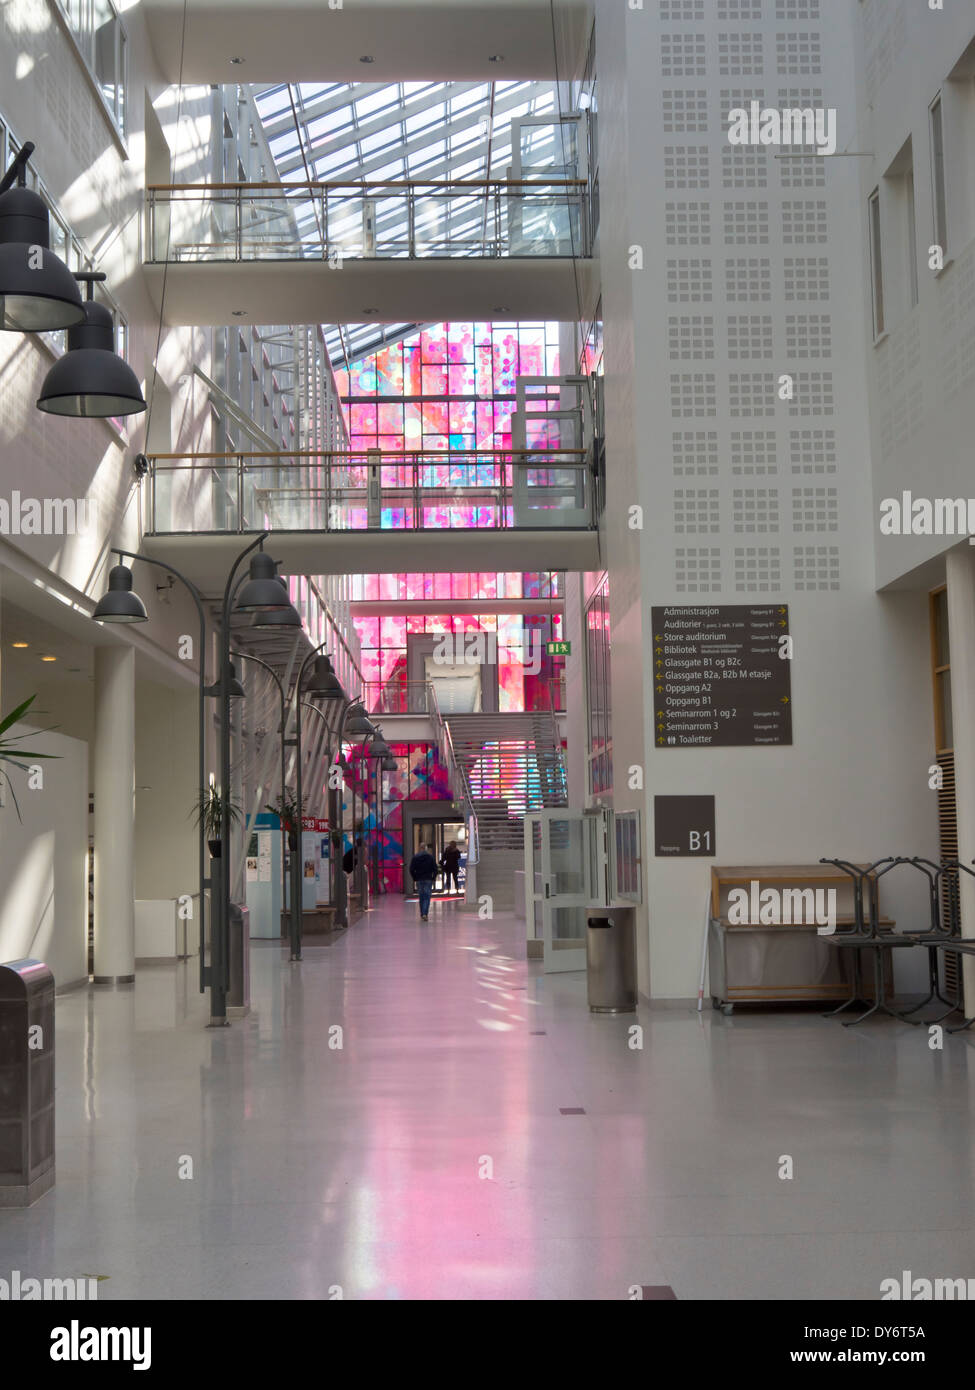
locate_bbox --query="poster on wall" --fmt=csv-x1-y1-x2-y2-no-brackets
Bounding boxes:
257,830,272,883
246,831,259,882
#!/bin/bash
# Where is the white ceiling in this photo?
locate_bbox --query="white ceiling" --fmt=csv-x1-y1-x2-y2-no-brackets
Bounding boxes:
142,257,598,327
142,529,599,590
143,0,593,85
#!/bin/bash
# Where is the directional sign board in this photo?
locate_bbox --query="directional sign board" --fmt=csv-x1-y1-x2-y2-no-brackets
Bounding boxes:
651,605,792,748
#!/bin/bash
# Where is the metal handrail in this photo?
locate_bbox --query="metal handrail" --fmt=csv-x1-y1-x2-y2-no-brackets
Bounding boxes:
145,448,594,536
425,681,479,867
146,177,592,264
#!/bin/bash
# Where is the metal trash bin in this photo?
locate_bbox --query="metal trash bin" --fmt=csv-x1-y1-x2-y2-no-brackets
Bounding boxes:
227,904,250,1018
0,959,55,1206
586,906,637,1013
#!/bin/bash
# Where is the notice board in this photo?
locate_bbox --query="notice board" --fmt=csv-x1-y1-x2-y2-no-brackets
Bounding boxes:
651,605,792,748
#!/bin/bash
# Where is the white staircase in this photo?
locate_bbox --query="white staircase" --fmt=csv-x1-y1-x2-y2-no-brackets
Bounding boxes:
441,711,568,907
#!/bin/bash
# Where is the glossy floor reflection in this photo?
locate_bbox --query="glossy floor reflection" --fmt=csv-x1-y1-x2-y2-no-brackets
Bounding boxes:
2,894,975,1299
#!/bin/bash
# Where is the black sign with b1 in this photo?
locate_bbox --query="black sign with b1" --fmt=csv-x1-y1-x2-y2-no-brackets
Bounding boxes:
654,795,716,857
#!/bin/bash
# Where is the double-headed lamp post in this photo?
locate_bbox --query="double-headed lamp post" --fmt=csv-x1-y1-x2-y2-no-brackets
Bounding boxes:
94,532,299,1026
290,649,345,960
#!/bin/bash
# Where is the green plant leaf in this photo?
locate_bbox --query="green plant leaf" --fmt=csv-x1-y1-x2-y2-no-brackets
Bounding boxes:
0,695,37,736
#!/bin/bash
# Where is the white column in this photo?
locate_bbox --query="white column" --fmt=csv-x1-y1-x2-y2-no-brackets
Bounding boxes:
93,646,136,982
945,546,975,1007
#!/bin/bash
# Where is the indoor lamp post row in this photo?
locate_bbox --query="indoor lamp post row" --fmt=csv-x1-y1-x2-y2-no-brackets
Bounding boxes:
90,535,394,1023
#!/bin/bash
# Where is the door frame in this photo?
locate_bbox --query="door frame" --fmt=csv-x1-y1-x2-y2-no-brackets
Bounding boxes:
524,809,590,973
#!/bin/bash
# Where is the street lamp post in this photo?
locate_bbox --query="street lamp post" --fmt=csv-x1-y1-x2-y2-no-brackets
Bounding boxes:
232,650,289,928
214,534,297,1024
93,531,298,1026
93,550,209,986
289,636,331,956
330,700,373,928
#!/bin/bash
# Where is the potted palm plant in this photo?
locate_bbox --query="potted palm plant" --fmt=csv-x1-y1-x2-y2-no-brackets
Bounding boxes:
194,785,243,857
0,694,59,821
266,792,304,850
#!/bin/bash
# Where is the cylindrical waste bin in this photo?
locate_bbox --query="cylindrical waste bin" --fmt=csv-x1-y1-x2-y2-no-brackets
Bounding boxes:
0,958,55,1206
586,906,637,1013
227,903,250,1018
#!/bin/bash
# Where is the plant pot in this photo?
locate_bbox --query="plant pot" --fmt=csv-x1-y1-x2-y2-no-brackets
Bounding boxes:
208,839,222,858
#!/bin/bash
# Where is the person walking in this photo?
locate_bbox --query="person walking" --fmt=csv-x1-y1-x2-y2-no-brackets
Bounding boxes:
409,842,438,921
440,840,462,895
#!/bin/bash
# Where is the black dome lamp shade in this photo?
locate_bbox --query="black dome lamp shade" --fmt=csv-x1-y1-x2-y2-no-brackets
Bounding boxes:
309,654,344,700
92,564,149,624
37,272,146,417
0,142,85,333
344,703,374,737
250,604,302,630
251,573,301,628
235,550,296,613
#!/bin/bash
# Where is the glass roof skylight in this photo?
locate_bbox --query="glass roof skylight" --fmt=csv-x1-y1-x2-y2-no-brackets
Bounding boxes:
250,80,560,367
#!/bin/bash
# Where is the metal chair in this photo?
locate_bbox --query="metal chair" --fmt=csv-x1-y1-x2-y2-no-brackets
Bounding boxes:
897,859,969,1024
819,857,917,1025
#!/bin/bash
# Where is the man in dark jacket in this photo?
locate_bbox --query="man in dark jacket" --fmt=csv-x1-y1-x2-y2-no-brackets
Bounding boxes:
440,840,462,895
409,843,437,921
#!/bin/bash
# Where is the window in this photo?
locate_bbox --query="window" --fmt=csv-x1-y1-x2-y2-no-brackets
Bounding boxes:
57,0,128,137
930,93,947,258
585,575,612,797
905,169,919,307
868,188,885,338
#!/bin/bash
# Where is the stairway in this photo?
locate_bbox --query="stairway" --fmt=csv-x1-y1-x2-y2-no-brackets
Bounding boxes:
442,711,567,907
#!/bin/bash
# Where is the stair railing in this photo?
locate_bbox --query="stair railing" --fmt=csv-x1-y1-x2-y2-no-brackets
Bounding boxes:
426,682,480,867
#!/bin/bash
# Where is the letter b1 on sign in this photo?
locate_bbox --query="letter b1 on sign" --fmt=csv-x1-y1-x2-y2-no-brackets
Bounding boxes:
653,795,716,857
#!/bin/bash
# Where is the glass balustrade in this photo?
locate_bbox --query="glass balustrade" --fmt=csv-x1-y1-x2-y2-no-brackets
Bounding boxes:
147,451,594,534
147,181,591,263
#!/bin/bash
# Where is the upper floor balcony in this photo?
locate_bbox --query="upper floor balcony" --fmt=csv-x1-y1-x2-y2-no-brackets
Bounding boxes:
142,447,600,575
142,179,598,325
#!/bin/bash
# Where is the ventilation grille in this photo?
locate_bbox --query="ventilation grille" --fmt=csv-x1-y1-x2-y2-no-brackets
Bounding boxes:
675,547,722,593
673,430,719,476
668,258,713,302
728,315,774,358
726,258,772,301
734,488,780,533
732,429,778,474
793,544,839,590
674,488,721,533
937,751,961,1001
663,90,708,133
735,546,781,591
719,31,765,76
661,34,707,77
724,202,769,245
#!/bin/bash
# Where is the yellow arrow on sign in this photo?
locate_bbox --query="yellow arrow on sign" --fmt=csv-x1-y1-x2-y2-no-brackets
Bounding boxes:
780,696,790,704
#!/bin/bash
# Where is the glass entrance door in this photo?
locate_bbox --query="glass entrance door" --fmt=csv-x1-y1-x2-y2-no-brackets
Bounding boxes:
524,810,589,972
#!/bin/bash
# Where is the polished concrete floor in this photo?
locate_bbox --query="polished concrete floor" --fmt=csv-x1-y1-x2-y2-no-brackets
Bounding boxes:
3,894,975,1300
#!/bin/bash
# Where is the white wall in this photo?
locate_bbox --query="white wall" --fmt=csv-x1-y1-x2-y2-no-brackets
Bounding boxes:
593,0,937,997
134,679,199,903
853,1,975,587
0,725,88,988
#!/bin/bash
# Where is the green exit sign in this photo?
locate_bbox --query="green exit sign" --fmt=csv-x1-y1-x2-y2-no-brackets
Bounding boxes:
546,640,571,656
